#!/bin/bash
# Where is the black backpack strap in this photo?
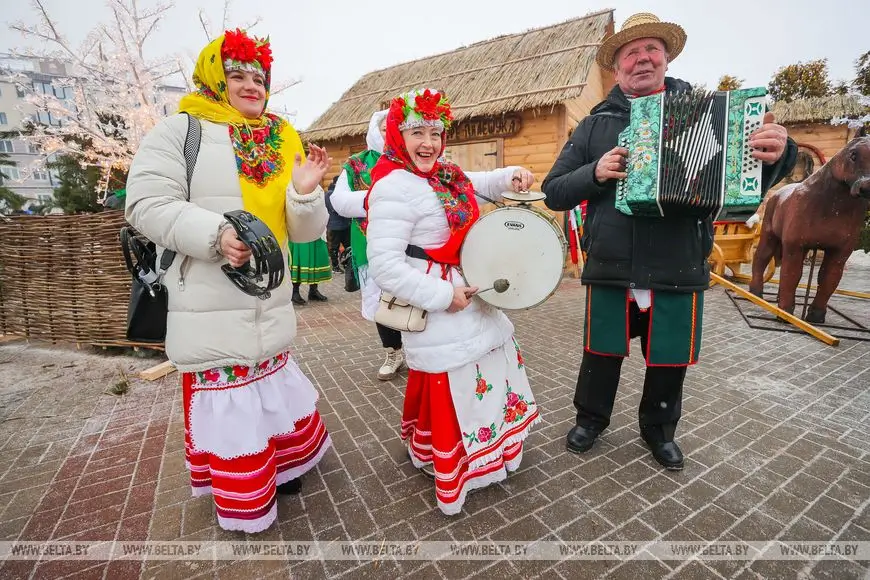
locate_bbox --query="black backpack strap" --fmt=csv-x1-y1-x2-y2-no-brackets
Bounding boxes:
182,112,201,191
120,227,138,277
159,112,202,274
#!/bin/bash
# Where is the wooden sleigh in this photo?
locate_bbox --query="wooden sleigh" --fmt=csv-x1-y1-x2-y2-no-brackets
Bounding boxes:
707,208,869,346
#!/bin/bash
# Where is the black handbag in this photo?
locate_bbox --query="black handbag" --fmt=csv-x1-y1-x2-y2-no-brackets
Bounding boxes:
126,283,168,342
120,113,201,343
121,228,169,342
340,247,359,292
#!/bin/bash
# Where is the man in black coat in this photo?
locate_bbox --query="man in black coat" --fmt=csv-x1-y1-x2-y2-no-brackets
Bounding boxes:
542,13,797,470
324,174,351,272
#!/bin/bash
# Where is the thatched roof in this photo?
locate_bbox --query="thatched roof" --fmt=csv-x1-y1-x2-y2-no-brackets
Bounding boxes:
303,9,613,142
771,94,868,124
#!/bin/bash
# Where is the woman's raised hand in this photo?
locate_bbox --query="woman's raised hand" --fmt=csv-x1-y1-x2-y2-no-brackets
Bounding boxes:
292,144,332,195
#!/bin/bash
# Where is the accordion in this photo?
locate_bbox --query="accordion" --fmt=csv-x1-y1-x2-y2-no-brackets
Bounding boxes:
615,87,768,219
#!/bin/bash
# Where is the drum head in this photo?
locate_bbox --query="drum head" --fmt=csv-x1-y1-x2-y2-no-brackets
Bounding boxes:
502,190,546,202
460,206,566,310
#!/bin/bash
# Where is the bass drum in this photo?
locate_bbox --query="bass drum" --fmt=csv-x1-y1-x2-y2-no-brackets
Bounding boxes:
460,204,567,310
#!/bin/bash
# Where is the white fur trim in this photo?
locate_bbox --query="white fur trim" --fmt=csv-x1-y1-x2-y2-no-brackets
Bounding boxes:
287,183,324,203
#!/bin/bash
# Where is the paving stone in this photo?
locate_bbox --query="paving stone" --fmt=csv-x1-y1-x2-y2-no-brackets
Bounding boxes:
1,261,869,578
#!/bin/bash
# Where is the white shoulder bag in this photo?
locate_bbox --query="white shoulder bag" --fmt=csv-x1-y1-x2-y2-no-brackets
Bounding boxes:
374,293,427,332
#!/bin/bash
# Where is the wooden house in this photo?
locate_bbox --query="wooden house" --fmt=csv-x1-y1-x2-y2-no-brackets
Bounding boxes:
771,94,868,186
302,9,617,216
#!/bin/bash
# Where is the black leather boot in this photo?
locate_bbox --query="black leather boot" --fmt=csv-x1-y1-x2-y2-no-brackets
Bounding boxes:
566,425,599,454
804,306,827,324
308,285,328,302
292,283,306,305
641,429,684,471
277,478,302,495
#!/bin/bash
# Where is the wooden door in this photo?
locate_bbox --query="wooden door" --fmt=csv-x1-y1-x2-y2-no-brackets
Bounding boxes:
443,140,499,171
443,140,502,213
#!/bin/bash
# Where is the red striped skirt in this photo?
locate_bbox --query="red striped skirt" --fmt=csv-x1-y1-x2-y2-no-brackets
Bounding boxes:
181,351,330,533
401,368,537,515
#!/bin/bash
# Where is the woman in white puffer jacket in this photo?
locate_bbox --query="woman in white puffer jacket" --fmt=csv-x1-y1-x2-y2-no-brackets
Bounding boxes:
125,29,332,533
364,89,541,515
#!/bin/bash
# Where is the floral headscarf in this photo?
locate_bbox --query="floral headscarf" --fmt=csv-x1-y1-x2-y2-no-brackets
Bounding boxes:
365,89,479,265
177,29,304,246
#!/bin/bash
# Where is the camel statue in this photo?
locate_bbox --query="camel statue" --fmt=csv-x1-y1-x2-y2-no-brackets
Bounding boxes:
749,136,870,323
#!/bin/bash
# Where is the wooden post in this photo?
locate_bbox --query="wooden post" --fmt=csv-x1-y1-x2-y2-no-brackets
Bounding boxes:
730,273,870,300
710,273,839,346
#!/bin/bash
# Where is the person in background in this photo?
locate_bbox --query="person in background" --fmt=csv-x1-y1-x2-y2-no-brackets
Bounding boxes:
324,174,350,272
289,231,332,304
331,110,406,381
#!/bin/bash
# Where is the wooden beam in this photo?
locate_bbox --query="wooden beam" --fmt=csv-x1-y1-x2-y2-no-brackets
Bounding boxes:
139,360,177,381
730,273,870,300
711,273,839,346
0,335,22,344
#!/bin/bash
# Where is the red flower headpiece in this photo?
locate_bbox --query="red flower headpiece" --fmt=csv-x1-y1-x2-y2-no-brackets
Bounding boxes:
394,88,454,131
222,28,272,74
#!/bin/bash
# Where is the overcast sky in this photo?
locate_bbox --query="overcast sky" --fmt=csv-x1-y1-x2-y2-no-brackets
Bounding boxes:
2,0,867,129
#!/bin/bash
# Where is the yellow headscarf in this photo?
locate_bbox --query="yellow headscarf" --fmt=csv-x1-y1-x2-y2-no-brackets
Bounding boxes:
178,32,303,246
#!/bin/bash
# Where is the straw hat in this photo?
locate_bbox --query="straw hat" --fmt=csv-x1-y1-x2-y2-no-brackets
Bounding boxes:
596,13,687,71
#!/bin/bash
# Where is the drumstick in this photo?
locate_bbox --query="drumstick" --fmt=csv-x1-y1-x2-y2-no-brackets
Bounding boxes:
475,279,510,294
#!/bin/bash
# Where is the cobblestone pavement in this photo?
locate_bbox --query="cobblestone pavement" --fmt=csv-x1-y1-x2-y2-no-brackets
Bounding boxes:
0,253,868,579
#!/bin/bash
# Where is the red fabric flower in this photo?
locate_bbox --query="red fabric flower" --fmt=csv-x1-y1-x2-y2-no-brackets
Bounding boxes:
475,379,488,395
437,103,454,123
477,426,493,443
222,29,257,63
258,360,270,370
506,392,519,407
256,44,273,71
504,408,518,423
203,369,220,382
232,365,249,378
516,400,528,415
389,97,406,123
414,89,443,121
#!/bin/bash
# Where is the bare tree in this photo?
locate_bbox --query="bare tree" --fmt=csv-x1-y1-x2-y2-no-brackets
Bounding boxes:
7,0,187,196
7,0,297,200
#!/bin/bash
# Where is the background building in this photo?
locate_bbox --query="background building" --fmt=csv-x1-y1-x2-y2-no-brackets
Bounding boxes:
0,53,185,212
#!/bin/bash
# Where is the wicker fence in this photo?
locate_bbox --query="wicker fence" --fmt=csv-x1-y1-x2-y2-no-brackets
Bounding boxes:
0,211,155,348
